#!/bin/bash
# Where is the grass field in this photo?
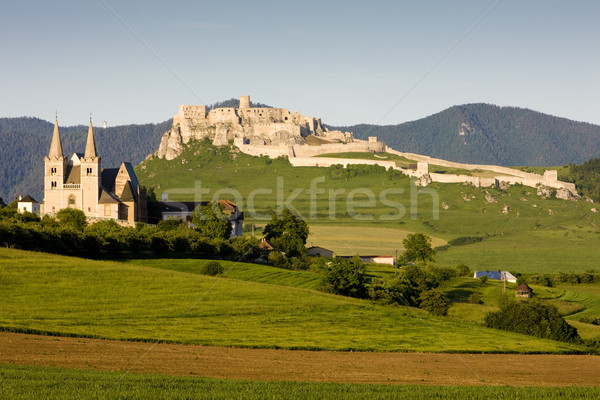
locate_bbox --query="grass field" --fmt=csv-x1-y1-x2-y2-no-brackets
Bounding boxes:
136,141,600,274
121,258,322,289
0,248,588,353
2,364,600,400
307,225,447,256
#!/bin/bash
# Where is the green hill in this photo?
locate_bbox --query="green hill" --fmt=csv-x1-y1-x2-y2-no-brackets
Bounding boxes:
332,103,600,166
0,247,586,353
136,140,600,274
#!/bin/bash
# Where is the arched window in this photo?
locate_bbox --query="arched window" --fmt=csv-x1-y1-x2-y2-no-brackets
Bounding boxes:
68,195,76,207
104,205,111,217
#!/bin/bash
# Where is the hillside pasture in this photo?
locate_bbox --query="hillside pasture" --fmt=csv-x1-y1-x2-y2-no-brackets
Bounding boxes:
0,248,587,353
307,225,447,256
136,141,600,274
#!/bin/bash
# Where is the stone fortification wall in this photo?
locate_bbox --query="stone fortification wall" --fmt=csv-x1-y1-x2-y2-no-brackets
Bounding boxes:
289,157,397,169
233,139,293,158
385,147,576,192
232,139,385,159
386,147,535,179
292,141,385,157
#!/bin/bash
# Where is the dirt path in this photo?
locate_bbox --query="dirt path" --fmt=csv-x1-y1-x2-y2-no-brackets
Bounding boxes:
1,332,599,386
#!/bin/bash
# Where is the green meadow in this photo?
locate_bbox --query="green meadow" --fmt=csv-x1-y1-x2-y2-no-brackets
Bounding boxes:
2,364,600,400
136,141,600,274
0,248,588,353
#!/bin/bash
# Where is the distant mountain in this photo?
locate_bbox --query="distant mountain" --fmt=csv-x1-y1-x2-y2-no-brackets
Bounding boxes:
330,104,600,167
0,117,171,200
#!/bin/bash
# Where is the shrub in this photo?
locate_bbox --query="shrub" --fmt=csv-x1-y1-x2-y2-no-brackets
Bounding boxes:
468,292,483,304
448,236,483,246
319,256,368,299
479,276,488,284
199,261,224,276
419,289,451,316
455,263,471,276
538,275,554,287
579,316,600,325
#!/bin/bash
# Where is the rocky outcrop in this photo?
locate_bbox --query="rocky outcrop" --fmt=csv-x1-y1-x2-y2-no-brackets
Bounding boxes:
555,187,578,201
414,174,432,187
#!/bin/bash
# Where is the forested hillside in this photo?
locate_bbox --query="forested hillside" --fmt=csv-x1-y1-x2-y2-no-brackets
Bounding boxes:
333,104,600,167
0,117,170,200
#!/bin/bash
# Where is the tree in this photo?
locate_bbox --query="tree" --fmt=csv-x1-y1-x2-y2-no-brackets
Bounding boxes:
419,289,451,316
192,202,232,240
145,187,163,224
56,208,87,231
263,209,309,257
455,263,471,276
319,256,368,299
401,233,435,263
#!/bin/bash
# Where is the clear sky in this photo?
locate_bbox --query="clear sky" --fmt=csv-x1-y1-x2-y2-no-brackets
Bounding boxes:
1,0,599,127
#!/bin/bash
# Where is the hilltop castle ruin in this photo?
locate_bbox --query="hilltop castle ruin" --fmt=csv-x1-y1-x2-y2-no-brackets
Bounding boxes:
156,95,357,160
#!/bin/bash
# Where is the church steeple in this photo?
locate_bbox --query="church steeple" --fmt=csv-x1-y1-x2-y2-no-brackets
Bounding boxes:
84,117,97,159
48,118,64,158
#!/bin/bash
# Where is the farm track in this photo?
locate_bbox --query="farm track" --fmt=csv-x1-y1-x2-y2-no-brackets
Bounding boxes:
1,332,599,386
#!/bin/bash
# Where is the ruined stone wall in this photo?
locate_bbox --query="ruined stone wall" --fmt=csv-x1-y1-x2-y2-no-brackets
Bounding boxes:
384,147,575,191
289,157,397,169
291,141,385,157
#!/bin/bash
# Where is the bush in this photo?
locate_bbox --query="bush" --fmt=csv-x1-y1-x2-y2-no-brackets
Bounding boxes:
538,275,554,287
319,256,368,299
199,261,224,276
448,236,483,246
479,276,488,284
455,263,471,276
419,289,451,316
468,292,483,304
579,316,600,325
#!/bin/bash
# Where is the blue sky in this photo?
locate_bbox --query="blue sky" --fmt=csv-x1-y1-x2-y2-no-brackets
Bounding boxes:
1,0,599,127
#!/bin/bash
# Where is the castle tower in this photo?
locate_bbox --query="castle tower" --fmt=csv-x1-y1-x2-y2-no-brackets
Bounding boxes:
239,95,250,109
80,119,101,217
43,119,67,214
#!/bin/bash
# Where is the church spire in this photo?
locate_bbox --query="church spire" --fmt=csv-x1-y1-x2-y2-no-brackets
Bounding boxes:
84,117,97,159
48,118,64,158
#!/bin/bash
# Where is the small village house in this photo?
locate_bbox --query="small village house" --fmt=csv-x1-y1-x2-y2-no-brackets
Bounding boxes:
17,195,40,214
515,283,533,298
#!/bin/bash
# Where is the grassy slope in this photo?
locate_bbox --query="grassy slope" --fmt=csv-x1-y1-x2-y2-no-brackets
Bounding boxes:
136,141,600,273
2,364,600,400
0,248,586,353
442,277,600,341
307,225,447,256
121,258,321,289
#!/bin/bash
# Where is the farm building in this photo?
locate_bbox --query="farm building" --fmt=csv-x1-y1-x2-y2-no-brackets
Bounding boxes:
338,255,396,265
159,199,244,237
306,246,335,258
515,283,533,298
258,238,275,251
473,270,517,283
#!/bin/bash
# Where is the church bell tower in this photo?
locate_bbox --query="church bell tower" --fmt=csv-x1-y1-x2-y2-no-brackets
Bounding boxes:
43,118,67,214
